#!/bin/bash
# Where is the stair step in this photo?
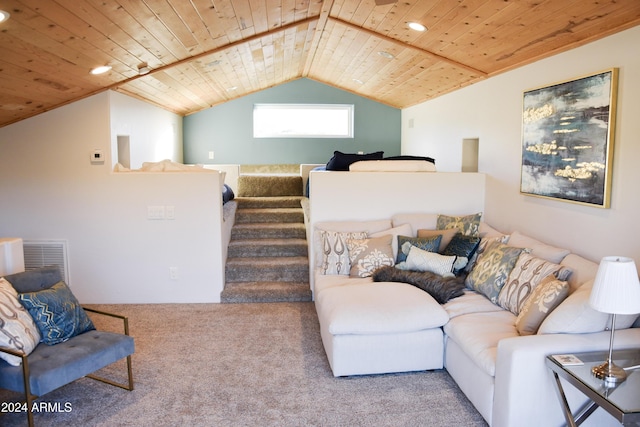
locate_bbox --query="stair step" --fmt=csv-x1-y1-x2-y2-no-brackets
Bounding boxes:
237,175,303,197
221,282,312,303
235,197,305,209
235,208,304,224
225,257,309,282
231,223,306,240
228,238,308,258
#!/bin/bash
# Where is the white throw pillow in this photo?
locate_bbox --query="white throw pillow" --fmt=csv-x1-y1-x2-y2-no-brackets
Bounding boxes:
398,245,456,277
538,280,639,334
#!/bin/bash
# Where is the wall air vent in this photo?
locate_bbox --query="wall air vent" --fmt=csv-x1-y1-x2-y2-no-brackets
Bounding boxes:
22,240,69,284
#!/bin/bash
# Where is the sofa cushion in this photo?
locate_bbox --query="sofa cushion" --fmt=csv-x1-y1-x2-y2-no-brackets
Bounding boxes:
3,265,62,293
515,275,570,335
443,310,518,377
464,241,527,304
437,213,482,237
497,253,573,314
391,213,437,234
443,290,504,319
18,281,95,345
538,280,639,334
417,229,458,252
346,235,395,278
316,282,449,335
313,271,372,294
396,235,442,263
0,278,41,366
318,230,368,275
372,266,466,304
560,254,599,293
506,231,570,264
370,223,413,261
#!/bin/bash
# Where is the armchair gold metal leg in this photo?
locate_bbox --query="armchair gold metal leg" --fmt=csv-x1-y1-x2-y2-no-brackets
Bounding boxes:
86,354,134,391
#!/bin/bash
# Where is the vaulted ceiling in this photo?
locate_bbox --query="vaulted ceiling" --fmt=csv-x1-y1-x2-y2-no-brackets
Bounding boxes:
1,0,639,128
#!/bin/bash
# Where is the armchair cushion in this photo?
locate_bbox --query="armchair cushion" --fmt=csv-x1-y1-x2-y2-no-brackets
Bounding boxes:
19,281,95,345
0,329,134,396
3,265,62,293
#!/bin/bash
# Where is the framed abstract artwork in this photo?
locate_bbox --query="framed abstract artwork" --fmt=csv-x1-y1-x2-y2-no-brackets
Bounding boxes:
520,69,618,208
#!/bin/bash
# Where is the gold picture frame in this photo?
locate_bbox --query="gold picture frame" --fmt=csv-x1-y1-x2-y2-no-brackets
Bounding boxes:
520,68,618,208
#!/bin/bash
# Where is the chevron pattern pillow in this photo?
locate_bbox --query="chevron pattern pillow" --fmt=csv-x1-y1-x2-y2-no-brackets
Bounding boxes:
19,281,95,345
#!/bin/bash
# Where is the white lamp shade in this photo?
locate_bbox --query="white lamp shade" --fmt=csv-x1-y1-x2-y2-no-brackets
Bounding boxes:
0,238,25,276
589,256,640,315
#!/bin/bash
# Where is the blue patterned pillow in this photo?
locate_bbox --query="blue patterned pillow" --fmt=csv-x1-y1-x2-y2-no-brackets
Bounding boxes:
443,234,481,274
396,235,442,263
18,281,95,345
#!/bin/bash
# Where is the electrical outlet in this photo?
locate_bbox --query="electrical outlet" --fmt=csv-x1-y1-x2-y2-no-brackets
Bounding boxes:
169,267,178,280
165,206,175,220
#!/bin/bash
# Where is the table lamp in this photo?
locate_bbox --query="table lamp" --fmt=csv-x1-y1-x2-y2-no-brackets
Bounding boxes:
589,256,640,383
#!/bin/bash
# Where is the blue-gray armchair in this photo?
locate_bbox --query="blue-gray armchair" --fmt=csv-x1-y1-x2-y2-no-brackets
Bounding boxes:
0,266,134,426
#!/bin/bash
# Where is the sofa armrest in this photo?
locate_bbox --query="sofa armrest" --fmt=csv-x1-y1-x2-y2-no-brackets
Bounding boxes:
83,307,130,336
492,328,640,427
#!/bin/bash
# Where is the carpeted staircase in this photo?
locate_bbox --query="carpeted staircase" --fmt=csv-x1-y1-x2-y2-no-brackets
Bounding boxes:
222,173,312,303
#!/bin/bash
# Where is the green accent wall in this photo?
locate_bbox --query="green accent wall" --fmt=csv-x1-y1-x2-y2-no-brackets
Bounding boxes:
183,78,400,165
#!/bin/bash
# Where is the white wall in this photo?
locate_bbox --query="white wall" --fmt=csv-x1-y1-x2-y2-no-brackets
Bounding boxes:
0,92,226,303
402,26,640,264
109,91,183,169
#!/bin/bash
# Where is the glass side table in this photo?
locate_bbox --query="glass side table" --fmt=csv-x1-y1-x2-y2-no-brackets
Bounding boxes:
546,349,640,426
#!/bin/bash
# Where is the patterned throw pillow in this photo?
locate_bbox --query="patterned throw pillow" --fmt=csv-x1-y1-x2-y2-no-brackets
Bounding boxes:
464,240,526,303
320,230,368,275
464,235,510,273
498,253,573,314
397,245,457,277
18,281,95,345
516,275,570,335
416,229,458,252
396,235,442,263
346,235,395,278
0,278,41,366
442,234,481,273
436,213,482,237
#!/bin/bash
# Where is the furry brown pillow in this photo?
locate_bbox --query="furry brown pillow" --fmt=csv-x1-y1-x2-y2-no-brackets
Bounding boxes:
372,266,466,304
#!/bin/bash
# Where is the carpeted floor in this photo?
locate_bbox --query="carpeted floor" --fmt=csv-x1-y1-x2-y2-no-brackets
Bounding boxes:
0,303,487,427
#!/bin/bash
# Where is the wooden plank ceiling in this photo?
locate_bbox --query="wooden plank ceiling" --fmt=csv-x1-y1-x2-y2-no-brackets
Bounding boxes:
0,0,639,128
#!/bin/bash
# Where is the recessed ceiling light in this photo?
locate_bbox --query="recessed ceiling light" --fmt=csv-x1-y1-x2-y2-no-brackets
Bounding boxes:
408,22,427,32
137,63,151,75
90,65,112,75
378,51,395,60
0,10,10,23
226,86,238,91
352,78,364,85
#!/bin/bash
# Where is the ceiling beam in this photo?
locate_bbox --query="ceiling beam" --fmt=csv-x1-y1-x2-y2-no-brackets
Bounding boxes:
302,0,335,76
330,17,488,77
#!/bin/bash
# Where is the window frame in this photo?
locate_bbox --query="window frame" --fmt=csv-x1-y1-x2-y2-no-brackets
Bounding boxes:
253,103,354,138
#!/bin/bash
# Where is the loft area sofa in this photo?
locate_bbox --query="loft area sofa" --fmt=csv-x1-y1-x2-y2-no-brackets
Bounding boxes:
311,213,640,427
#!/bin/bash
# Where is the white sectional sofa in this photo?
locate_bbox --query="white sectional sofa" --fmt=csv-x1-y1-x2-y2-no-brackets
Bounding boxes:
311,213,640,427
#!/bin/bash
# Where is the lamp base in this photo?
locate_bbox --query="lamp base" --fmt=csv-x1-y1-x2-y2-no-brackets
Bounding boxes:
592,360,627,384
